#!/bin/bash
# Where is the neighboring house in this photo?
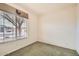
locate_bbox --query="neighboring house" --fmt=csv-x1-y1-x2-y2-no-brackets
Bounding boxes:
0,25,14,32
0,25,14,38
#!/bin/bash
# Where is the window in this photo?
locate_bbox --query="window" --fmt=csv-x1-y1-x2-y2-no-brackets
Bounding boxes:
0,10,28,43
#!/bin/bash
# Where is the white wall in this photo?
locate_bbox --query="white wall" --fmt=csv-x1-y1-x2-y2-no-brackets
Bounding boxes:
76,4,79,53
0,4,38,56
38,5,76,50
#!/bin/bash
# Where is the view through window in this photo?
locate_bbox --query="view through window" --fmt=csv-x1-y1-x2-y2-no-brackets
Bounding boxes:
0,10,28,43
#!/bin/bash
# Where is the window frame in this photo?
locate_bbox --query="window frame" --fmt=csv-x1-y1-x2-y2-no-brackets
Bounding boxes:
0,10,28,43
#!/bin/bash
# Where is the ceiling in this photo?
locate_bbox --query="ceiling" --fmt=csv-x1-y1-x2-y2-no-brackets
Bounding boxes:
8,3,76,15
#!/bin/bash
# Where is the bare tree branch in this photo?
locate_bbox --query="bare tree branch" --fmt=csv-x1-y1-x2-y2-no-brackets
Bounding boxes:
1,13,17,26
16,16,24,26
16,16,20,25
20,19,24,26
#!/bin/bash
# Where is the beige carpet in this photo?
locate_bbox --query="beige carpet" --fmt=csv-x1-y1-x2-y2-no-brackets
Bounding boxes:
6,42,78,56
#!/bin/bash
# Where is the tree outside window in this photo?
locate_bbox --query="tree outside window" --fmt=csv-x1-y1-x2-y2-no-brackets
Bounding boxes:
0,10,28,43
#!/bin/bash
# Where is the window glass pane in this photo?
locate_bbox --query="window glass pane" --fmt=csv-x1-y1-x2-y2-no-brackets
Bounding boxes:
3,12,16,42
0,12,4,42
21,17,27,38
16,16,27,39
